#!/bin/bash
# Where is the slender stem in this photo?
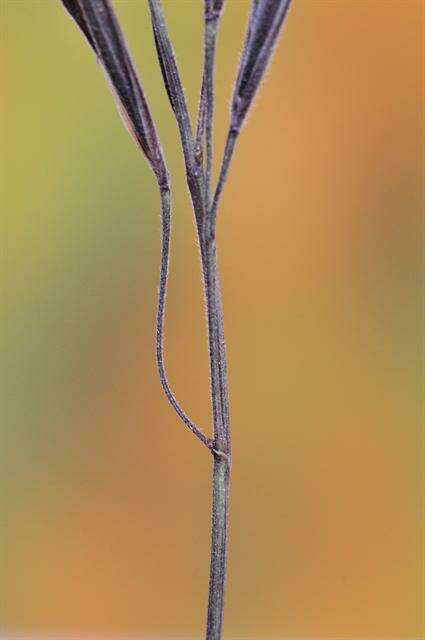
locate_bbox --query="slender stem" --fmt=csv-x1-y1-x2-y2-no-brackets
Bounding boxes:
203,15,219,209
156,186,212,451
203,238,230,453
202,236,231,639
209,128,238,237
150,3,231,635
196,74,207,147
206,452,231,639
199,6,231,636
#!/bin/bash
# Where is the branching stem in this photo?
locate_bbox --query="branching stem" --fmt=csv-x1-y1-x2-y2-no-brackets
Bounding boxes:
198,4,232,636
156,185,212,451
202,236,231,639
209,127,238,238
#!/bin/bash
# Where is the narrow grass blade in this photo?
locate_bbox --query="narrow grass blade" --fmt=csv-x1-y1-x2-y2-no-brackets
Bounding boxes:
196,0,226,209
62,0,166,183
209,0,292,231
148,0,195,169
231,0,292,131
233,0,260,106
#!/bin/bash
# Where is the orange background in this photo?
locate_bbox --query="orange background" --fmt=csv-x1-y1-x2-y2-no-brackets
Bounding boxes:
1,0,423,637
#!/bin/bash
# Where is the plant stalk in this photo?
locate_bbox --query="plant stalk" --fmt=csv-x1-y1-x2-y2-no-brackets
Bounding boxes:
206,451,231,639
202,235,231,639
156,185,212,449
200,8,230,635
203,14,219,209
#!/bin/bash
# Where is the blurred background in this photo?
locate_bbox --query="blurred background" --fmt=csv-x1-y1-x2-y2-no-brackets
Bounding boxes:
1,0,423,637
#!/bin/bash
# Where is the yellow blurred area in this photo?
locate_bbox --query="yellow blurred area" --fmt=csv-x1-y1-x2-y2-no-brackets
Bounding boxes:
1,0,423,636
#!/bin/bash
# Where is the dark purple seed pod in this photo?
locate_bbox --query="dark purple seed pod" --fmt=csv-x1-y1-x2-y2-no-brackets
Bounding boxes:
61,0,167,184
209,0,292,227
231,0,292,131
62,0,96,51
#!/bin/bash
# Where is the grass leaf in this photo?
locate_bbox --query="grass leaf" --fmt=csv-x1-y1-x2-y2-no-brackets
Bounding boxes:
62,0,166,183
148,0,195,169
231,0,292,131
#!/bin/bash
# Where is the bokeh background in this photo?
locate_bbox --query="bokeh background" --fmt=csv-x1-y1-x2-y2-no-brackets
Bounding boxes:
1,0,423,637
